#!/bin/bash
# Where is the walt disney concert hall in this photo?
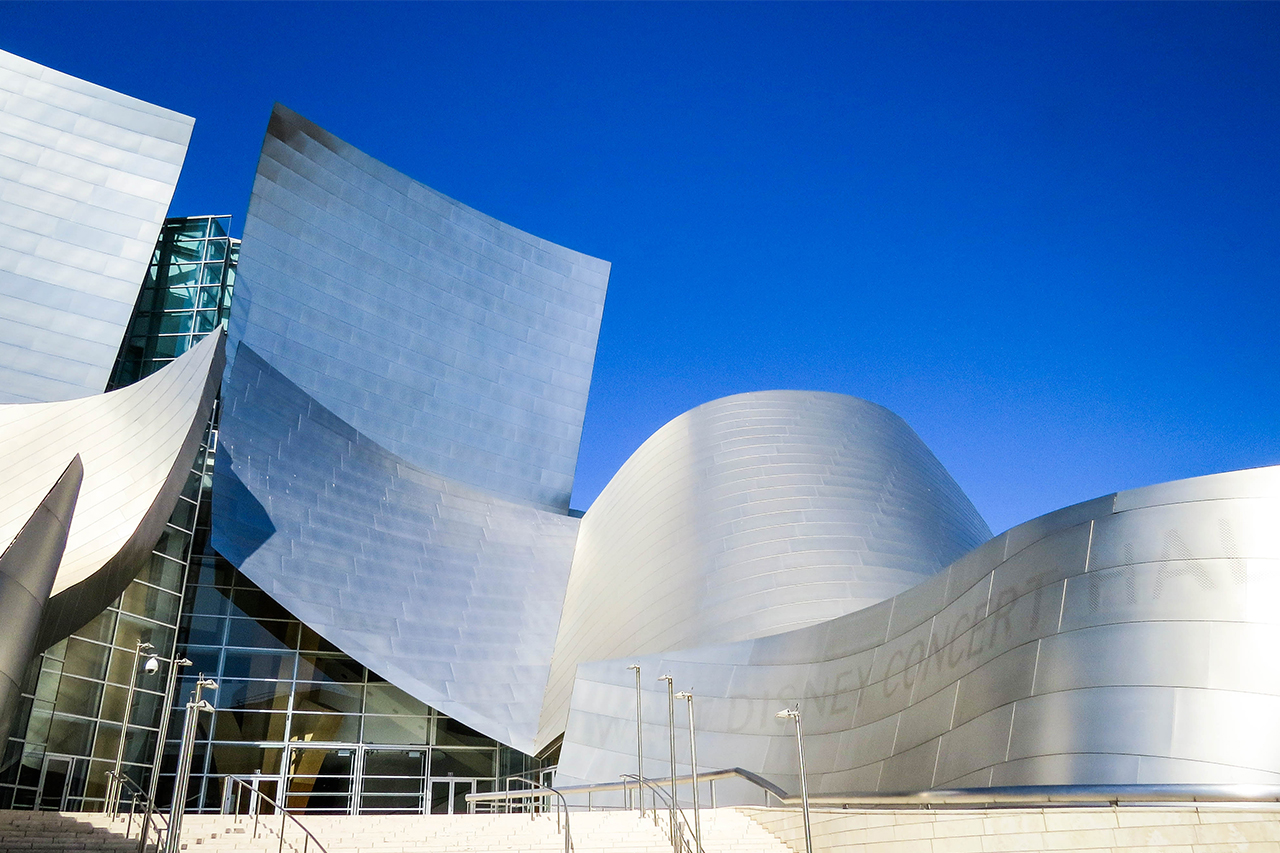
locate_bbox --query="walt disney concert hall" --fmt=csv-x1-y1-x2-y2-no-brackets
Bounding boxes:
2,47,1279,818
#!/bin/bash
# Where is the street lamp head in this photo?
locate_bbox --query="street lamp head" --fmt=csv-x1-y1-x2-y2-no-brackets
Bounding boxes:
197,678,218,691
143,655,160,674
194,699,215,713
776,707,800,720
627,663,641,672
658,674,673,684
675,691,692,700
177,657,193,667
137,641,155,652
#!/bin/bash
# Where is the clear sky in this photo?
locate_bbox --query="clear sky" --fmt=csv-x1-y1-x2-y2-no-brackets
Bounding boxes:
4,2,1277,534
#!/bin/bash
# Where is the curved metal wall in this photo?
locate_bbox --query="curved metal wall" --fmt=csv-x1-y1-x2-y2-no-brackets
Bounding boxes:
0,49,193,404
213,345,580,753
0,330,223,645
537,391,991,751
554,464,1280,795
226,105,609,513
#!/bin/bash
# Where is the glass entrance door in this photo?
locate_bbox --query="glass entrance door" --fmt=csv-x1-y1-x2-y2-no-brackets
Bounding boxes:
221,773,279,815
428,777,475,815
37,756,74,812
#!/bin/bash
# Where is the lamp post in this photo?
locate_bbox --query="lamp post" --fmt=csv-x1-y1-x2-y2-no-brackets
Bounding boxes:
146,656,193,808
108,640,155,817
775,706,812,853
165,675,216,853
674,691,700,853
627,663,643,815
659,674,677,852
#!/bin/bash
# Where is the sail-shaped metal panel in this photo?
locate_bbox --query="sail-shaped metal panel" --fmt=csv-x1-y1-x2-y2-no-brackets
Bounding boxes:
0,331,223,644
0,49,193,403
227,105,609,512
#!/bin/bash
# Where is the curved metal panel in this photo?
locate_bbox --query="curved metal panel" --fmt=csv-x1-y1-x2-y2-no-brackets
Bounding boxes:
226,105,609,512
554,464,1280,795
0,49,193,404
0,331,223,646
537,390,991,750
0,456,81,738
213,344,579,753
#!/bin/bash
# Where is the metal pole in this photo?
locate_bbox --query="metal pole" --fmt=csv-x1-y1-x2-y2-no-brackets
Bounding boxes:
165,676,216,853
627,663,643,816
110,641,154,817
141,655,191,853
676,691,700,853
659,675,676,852
776,706,812,853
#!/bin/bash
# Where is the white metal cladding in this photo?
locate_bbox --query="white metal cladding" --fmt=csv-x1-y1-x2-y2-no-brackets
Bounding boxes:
536,391,991,751
553,465,1280,796
212,344,581,753
0,331,222,640
0,49,193,404
226,105,610,513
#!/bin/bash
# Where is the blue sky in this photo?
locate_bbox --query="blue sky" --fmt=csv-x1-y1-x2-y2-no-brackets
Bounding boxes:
4,2,1277,533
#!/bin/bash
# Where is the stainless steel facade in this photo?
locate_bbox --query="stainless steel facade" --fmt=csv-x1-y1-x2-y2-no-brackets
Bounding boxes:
0,331,223,646
536,390,991,752
553,464,1280,795
225,105,609,513
0,49,192,404
0,458,82,739
213,345,579,754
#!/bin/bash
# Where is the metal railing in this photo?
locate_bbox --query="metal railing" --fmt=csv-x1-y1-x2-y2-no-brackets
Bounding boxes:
621,774,704,853
105,770,169,853
222,775,331,853
472,776,573,853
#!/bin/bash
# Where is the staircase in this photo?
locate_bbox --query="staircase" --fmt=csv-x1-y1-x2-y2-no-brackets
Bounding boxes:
0,808,795,853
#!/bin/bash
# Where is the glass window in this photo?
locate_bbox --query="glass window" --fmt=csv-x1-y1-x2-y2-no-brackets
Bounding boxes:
293,682,362,715
173,219,208,240
436,716,491,748
205,239,227,262
207,218,228,239
230,588,293,622
207,744,282,777
75,610,117,645
195,311,220,334
361,715,430,746
61,638,110,681
121,584,181,626
168,498,196,531
295,656,363,685
225,617,296,651
364,683,432,716
213,710,288,742
171,240,203,263
216,679,290,713
165,264,202,290
181,615,225,647
151,336,188,360
222,650,293,682
55,676,103,717
157,312,194,336
46,716,94,756
197,285,221,308
431,748,495,778
289,713,360,743
187,585,231,617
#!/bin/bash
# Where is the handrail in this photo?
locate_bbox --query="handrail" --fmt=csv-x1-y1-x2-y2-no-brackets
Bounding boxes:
222,775,330,853
622,774,702,853
502,776,572,853
466,767,788,808
465,769,1280,812
105,770,168,853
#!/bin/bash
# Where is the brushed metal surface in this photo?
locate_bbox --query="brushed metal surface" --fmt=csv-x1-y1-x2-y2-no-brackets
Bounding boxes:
553,464,1280,797
0,49,192,403
0,331,222,645
226,105,609,512
213,344,579,753
0,456,81,738
537,390,991,751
